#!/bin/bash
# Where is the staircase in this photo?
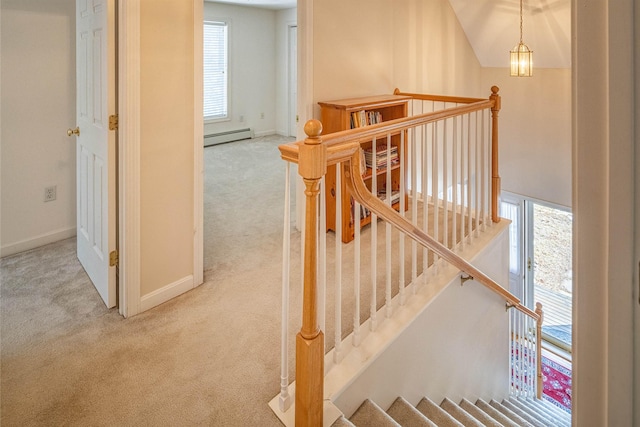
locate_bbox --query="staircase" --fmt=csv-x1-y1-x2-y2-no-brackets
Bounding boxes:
335,396,571,427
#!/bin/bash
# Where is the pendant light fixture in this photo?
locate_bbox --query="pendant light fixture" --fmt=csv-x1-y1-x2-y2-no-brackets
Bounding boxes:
510,0,533,77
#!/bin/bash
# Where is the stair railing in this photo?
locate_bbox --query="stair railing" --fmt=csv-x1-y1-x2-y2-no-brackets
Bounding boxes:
509,302,544,399
276,87,542,425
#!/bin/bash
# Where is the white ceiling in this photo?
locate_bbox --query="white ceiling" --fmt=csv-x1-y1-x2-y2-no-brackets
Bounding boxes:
207,0,571,69
447,0,571,68
205,0,296,10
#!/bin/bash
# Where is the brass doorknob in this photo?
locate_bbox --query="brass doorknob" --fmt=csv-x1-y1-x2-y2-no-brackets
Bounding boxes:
67,127,80,137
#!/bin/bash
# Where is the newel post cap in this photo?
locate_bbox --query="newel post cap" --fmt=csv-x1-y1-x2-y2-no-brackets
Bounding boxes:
304,119,323,141
299,120,326,179
490,86,501,111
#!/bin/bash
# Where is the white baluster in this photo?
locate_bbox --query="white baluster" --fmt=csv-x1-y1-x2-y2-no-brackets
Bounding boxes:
334,164,343,364
475,111,481,237
279,162,291,412
420,125,429,288
353,197,361,347
466,113,472,246
385,134,393,318
422,122,429,278
399,129,406,306
370,138,378,331
460,115,466,250
481,109,487,232
452,116,458,251
443,119,449,250
510,309,515,395
318,177,326,334
520,311,525,396
432,121,439,271
411,123,418,290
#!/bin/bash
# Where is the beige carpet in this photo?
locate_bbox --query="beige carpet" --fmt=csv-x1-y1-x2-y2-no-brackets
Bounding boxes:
1,135,297,426
1,134,479,426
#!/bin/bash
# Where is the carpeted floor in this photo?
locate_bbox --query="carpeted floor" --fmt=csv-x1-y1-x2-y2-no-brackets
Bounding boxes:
1,135,296,426
1,133,488,426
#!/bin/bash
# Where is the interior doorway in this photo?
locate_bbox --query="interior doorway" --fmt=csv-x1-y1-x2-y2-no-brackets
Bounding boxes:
288,24,298,137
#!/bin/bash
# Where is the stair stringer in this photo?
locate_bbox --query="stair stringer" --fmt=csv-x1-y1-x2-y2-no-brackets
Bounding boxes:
328,222,512,419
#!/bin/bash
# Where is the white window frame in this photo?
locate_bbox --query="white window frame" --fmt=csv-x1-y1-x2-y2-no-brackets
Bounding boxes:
203,20,228,122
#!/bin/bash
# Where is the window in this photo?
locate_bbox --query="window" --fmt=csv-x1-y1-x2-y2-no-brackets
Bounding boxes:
204,21,228,120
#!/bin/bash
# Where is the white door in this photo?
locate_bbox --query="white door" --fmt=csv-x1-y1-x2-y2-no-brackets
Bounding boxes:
73,0,117,308
288,25,297,137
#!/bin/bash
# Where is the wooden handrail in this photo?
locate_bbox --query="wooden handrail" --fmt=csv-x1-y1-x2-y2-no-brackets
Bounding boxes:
394,87,486,104
342,148,520,307
280,99,495,167
513,302,540,321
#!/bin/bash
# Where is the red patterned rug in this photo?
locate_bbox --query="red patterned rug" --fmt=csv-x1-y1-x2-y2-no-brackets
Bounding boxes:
541,352,572,413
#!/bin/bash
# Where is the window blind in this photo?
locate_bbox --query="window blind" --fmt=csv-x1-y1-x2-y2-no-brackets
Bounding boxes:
204,21,228,120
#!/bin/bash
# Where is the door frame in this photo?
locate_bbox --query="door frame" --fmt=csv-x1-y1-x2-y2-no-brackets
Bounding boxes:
117,0,141,317
288,23,298,137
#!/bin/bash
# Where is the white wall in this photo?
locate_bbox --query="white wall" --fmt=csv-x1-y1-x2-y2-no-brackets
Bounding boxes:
334,225,511,417
482,68,572,208
392,0,483,98
275,8,296,137
1,0,77,256
312,0,483,117
139,0,196,299
203,2,278,137
312,0,395,108
573,0,637,424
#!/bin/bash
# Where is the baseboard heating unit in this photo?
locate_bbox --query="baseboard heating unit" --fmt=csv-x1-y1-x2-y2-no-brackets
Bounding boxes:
204,128,253,146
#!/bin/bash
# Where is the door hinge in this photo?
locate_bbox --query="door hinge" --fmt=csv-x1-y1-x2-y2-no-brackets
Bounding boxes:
109,250,119,267
109,114,118,131
527,257,532,271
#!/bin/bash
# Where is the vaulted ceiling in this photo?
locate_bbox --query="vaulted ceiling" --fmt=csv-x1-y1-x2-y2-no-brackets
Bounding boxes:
208,0,571,69
448,0,571,69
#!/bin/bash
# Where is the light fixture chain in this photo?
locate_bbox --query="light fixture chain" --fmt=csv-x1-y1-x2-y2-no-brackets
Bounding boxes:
520,0,524,44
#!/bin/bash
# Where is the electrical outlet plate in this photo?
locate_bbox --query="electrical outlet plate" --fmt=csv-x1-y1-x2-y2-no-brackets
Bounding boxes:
44,186,57,202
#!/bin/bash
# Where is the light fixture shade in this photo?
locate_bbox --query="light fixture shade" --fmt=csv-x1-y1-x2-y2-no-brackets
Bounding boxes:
510,42,533,77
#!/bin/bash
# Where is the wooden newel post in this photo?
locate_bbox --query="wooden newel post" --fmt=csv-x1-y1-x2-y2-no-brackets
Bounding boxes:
296,119,326,426
535,302,544,399
490,86,501,223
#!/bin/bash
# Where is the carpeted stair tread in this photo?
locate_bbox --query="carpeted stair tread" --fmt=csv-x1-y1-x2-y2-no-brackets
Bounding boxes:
387,397,437,427
489,399,535,427
507,398,560,427
332,415,357,427
528,397,571,423
440,398,484,427
416,397,465,427
500,399,548,427
458,398,504,427
350,399,401,427
475,399,521,427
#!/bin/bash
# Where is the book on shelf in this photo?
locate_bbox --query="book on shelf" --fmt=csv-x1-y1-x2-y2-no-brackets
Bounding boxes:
352,190,401,221
350,110,383,129
378,189,401,206
363,145,399,170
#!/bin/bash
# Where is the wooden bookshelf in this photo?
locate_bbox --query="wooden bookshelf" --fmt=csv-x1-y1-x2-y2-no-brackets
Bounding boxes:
319,94,410,243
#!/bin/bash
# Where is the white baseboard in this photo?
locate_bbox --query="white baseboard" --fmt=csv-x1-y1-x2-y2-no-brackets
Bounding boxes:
1,227,76,258
139,275,196,313
254,129,277,138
